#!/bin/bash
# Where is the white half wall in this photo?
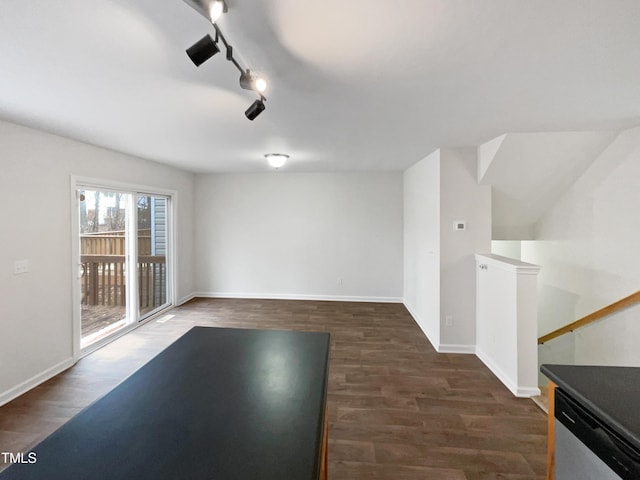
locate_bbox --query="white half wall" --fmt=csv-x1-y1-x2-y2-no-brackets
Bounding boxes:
475,254,541,397
194,172,403,301
403,150,441,348
0,119,195,405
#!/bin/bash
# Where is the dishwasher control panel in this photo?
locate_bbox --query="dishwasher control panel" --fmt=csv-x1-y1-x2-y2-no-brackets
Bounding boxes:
555,388,640,479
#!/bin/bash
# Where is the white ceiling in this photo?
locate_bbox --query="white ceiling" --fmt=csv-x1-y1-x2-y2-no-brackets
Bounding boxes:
480,131,619,239
1,0,639,173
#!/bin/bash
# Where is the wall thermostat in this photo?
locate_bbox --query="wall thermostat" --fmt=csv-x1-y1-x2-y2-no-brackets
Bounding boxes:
453,221,466,231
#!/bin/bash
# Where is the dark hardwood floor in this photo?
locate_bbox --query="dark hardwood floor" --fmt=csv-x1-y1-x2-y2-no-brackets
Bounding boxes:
0,298,547,478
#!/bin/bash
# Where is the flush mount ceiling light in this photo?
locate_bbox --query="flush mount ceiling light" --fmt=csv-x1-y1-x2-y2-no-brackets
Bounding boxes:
186,34,220,67
182,0,268,120
265,153,289,169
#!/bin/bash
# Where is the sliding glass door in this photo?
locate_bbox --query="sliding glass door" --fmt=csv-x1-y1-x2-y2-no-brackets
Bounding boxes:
137,194,169,318
79,189,129,347
76,185,172,351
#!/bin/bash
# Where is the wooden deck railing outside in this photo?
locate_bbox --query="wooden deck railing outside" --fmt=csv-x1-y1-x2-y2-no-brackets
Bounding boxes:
81,254,166,309
538,290,640,344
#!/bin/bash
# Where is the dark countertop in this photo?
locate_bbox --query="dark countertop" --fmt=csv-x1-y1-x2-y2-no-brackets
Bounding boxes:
0,326,331,480
541,364,640,452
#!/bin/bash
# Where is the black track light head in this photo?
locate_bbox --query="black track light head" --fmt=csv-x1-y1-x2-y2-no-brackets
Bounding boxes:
245,99,265,121
186,34,220,67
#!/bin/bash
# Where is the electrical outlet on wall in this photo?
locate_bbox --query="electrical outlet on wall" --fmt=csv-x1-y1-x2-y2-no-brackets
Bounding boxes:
445,315,453,327
14,259,29,275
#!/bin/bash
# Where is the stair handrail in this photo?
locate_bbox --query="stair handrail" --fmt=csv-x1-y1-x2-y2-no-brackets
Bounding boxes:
538,290,640,345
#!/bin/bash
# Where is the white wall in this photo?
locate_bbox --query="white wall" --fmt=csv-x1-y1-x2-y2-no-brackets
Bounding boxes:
491,240,522,260
477,134,506,182
574,304,640,366
439,148,492,350
403,150,441,346
194,172,403,301
522,126,640,365
0,120,195,403
481,132,617,241
403,149,491,352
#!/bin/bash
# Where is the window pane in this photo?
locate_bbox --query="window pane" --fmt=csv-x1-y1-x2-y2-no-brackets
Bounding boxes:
137,194,169,318
79,189,129,348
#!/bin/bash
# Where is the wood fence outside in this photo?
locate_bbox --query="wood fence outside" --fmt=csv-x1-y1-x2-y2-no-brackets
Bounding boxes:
81,231,152,256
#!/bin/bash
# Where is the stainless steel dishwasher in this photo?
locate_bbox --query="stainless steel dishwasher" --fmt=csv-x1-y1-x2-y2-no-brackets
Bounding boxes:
555,388,640,479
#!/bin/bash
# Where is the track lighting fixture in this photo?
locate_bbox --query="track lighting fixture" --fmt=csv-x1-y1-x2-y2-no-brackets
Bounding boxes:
183,0,228,23
245,99,265,121
240,70,267,94
183,0,269,120
186,34,220,67
208,0,227,22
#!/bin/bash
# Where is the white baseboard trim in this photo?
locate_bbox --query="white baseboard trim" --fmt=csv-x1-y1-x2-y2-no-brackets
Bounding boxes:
177,292,197,306
514,386,542,398
0,357,75,407
192,292,403,303
437,344,475,354
475,347,540,398
402,301,440,352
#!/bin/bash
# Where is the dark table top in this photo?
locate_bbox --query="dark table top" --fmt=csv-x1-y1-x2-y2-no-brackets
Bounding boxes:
541,364,640,452
0,326,331,480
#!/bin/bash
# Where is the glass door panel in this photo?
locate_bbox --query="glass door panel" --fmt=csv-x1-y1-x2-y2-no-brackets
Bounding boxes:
79,189,130,348
137,194,169,319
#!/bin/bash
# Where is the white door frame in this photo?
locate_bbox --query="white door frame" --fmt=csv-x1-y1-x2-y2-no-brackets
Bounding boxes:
70,176,177,360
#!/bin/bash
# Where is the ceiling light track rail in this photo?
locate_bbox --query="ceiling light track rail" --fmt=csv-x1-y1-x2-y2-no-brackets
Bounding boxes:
212,25,242,79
